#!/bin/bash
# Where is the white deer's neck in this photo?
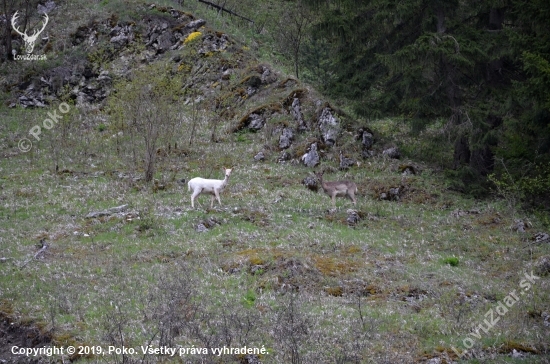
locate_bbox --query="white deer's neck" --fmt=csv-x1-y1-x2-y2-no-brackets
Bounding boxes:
221,175,229,187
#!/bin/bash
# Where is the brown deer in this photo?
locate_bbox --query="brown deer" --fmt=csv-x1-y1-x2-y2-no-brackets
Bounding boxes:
315,170,358,208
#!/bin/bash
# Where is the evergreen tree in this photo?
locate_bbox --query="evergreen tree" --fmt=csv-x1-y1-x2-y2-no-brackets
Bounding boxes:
302,0,550,202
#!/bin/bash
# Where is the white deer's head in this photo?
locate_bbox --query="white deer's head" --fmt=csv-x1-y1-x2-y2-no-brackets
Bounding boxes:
11,11,49,54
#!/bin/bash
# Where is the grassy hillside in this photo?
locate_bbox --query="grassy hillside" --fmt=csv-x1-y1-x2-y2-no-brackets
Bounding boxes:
1,1,549,363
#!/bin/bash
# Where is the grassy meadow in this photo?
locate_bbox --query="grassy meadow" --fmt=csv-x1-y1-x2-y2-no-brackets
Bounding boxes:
0,0,549,363
1,105,549,363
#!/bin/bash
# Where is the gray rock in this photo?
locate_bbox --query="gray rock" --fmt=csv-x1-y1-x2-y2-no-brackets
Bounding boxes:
291,98,307,131
254,151,265,161
261,66,276,84
277,151,291,163
362,149,375,158
111,34,129,46
198,32,229,54
361,130,374,149
86,204,128,219
301,143,320,168
37,0,56,14
318,107,339,146
383,147,400,159
155,31,175,53
346,209,360,226
535,255,550,276
242,354,262,364
512,219,528,233
248,114,265,130
339,151,355,170
279,127,294,149
186,19,206,30
534,232,549,244
18,95,46,108
196,223,208,233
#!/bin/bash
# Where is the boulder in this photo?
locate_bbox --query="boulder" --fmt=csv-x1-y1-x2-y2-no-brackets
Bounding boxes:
277,151,291,163
346,209,360,226
37,0,56,14
339,151,356,170
318,107,339,146
86,204,128,219
301,143,320,168
253,151,265,162
291,98,307,131
534,232,550,244
383,147,400,159
248,114,265,131
535,255,550,276
279,127,294,149
360,129,374,150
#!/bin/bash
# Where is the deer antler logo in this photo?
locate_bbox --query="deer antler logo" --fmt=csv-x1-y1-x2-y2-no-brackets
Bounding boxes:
11,11,49,54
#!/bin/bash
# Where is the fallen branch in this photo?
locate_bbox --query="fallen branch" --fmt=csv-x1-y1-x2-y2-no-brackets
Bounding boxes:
20,239,49,268
196,0,254,23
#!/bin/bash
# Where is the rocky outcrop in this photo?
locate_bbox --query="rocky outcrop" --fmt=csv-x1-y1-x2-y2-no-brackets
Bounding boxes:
383,147,400,159
318,107,339,147
85,204,128,219
247,114,265,131
9,5,215,108
357,127,375,158
253,151,265,162
339,151,356,170
301,143,320,168
291,97,307,131
279,127,294,149
6,2,383,175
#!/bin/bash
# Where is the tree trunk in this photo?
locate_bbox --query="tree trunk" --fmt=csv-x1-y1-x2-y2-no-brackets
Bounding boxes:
464,8,506,176
469,115,502,176
3,21,13,60
453,135,470,169
2,0,13,61
145,149,155,183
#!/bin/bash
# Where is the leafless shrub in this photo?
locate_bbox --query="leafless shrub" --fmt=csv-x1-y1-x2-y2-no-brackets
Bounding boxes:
102,304,138,364
272,294,310,364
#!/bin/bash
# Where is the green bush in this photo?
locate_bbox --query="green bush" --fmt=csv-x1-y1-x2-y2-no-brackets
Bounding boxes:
442,257,459,267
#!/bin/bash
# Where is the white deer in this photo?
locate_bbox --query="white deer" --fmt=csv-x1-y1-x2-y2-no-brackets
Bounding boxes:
315,170,358,208
188,167,232,208
11,11,49,54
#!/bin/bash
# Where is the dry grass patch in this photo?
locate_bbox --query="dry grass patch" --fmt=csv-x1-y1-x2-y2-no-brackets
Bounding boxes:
221,247,287,272
312,254,359,277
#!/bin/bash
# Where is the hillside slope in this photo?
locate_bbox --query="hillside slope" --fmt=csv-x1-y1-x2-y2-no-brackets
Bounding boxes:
0,2,549,363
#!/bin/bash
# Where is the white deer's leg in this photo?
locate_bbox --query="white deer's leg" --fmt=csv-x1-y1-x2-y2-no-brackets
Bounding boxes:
191,189,200,208
215,190,222,206
210,195,215,208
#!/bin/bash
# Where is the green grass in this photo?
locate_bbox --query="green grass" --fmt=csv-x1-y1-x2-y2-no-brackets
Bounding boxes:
0,1,548,362
2,115,547,362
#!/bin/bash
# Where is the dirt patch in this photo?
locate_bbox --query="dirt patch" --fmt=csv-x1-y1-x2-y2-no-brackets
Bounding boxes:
0,312,53,364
